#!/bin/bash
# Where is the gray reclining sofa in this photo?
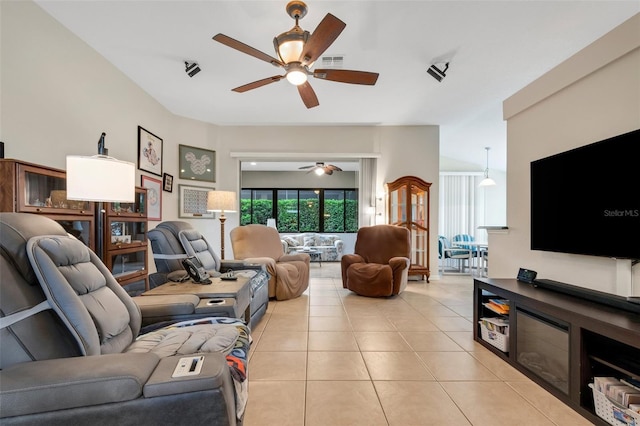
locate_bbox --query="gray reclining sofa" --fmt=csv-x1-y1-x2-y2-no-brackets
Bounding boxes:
148,221,269,328
0,213,248,425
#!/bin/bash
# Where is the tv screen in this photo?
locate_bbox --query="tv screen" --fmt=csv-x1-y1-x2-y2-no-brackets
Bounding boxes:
531,128,640,259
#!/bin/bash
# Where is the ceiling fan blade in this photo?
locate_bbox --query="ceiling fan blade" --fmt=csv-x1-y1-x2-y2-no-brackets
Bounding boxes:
298,165,315,169
213,33,284,67
313,69,379,85
297,81,319,109
324,169,334,175
327,165,343,172
299,14,346,66
232,75,284,93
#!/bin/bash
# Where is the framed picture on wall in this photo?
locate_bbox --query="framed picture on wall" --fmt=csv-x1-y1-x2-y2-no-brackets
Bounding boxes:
141,175,162,221
138,126,163,176
179,184,214,219
162,173,173,192
179,144,215,182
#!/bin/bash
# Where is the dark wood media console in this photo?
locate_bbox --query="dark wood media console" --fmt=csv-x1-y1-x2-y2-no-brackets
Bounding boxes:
474,278,640,425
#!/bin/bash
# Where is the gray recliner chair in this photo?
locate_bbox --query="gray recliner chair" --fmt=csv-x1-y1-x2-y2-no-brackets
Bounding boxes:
0,213,248,426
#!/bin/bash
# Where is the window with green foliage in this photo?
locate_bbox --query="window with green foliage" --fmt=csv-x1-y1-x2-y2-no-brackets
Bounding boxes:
240,189,272,226
241,188,358,232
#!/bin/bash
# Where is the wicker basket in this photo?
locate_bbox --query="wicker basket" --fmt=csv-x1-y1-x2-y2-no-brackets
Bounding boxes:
479,321,509,352
590,384,640,426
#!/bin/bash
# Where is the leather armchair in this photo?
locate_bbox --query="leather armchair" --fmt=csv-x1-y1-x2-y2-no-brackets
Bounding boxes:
0,213,247,425
341,225,411,297
230,224,310,300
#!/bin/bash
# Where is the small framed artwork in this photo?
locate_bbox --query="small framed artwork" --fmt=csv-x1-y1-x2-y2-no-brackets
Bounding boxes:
141,175,162,221
163,173,173,192
179,144,215,182
179,184,214,219
138,126,163,176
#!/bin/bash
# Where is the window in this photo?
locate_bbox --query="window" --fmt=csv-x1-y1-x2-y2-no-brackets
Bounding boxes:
277,190,298,232
242,188,358,233
240,189,272,226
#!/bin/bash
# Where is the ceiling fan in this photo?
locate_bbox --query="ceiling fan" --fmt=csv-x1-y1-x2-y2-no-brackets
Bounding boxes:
212,1,379,109
299,162,343,175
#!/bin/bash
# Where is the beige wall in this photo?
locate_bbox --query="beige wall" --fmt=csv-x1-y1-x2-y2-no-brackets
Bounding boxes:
242,171,358,188
491,14,640,295
1,1,441,273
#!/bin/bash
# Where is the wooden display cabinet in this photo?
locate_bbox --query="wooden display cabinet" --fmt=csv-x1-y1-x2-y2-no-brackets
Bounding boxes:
386,175,431,281
0,159,95,249
103,187,149,290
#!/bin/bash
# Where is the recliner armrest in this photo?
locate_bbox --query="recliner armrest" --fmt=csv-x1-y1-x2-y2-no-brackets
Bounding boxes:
0,353,159,418
220,259,265,273
133,294,200,318
144,353,230,398
280,253,310,263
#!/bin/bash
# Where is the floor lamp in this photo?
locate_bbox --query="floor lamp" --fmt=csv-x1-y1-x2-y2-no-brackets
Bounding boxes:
207,190,237,259
66,133,135,260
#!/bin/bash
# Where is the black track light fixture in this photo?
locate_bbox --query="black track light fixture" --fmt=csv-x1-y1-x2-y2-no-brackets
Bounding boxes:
427,62,449,82
185,61,201,77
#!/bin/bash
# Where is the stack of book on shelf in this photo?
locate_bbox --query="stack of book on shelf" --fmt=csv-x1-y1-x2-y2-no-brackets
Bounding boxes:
591,376,640,425
483,298,510,315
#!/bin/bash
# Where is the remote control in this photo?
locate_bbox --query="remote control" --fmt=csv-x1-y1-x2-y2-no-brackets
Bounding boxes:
172,356,204,377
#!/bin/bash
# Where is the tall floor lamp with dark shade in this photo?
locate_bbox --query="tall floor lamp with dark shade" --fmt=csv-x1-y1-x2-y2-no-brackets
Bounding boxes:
207,190,237,259
66,133,136,260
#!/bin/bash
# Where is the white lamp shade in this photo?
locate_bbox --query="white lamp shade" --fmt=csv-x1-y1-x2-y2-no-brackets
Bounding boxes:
207,191,237,212
479,177,497,187
266,218,276,228
66,155,135,202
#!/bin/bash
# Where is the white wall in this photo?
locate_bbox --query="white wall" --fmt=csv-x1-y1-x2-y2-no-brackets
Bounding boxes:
1,1,441,275
491,14,640,296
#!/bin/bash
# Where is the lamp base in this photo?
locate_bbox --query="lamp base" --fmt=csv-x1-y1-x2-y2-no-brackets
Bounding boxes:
219,214,227,259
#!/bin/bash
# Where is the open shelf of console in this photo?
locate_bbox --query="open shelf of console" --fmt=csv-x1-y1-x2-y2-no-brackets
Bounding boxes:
474,278,640,425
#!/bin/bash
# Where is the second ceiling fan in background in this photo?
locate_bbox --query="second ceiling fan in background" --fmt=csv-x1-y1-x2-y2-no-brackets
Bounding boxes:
299,162,343,175
213,1,379,108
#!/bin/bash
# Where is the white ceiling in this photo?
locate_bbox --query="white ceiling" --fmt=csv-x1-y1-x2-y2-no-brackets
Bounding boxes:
35,1,639,172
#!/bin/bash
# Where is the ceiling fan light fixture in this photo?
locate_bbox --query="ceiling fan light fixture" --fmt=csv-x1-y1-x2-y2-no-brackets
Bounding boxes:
314,167,325,176
287,68,308,85
274,27,309,64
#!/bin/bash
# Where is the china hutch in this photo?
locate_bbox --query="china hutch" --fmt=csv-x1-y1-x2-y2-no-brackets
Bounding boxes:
0,159,96,249
386,175,431,281
103,186,149,290
0,159,149,291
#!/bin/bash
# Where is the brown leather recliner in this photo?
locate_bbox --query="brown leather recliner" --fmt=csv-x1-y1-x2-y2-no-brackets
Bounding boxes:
230,224,310,300
341,225,411,297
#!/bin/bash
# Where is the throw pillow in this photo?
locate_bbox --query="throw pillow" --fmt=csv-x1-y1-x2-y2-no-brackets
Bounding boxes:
318,235,337,245
283,236,299,247
303,236,316,247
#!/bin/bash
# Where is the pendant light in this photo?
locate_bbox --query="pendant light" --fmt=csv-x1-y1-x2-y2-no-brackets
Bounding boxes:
479,147,496,187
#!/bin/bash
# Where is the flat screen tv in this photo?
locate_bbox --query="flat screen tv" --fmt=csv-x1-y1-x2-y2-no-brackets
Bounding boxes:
531,128,640,259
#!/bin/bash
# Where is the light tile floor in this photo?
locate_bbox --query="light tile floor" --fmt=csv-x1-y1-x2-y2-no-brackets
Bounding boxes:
244,263,592,426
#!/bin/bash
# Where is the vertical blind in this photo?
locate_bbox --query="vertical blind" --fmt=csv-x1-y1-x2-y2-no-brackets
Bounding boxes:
438,174,483,240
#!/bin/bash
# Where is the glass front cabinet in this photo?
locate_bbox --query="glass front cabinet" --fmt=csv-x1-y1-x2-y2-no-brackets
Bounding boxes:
386,175,431,281
104,187,149,290
0,159,96,249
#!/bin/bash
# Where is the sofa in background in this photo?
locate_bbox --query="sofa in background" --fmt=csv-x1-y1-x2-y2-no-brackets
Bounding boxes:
281,233,344,261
